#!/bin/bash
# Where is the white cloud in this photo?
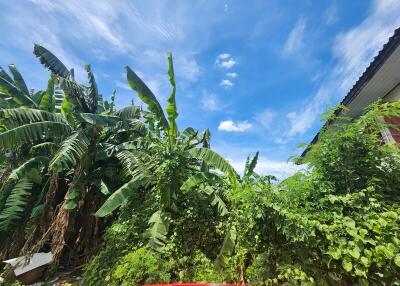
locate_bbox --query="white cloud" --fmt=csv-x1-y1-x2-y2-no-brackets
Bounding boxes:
217,53,231,60
115,80,131,90
324,1,338,25
255,109,277,128
284,0,400,140
220,79,234,87
219,59,236,69
283,17,306,56
226,72,238,78
218,120,252,132
201,92,221,111
228,156,303,179
216,53,237,69
224,3,228,12
333,0,400,92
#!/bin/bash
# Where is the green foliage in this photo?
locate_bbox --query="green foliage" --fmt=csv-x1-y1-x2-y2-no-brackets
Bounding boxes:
34,44,70,78
166,52,178,137
111,247,173,286
0,178,33,234
2,43,400,286
126,66,169,129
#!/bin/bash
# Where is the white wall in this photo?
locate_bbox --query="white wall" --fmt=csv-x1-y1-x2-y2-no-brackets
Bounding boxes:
384,83,400,101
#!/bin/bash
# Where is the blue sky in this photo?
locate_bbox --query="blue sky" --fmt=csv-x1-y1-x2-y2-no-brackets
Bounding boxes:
1,0,400,178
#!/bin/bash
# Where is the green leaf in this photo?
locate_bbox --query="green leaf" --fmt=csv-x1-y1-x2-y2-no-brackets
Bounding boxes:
60,90,74,123
349,246,361,259
215,226,237,269
343,217,356,229
100,181,110,195
84,64,98,113
181,173,209,191
60,78,91,112
34,44,70,78
64,200,78,210
166,52,178,137
0,73,36,107
0,108,67,127
8,156,49,181
95,177,146,217
342,257,353,272
8,64,30,96
39,75,55,111
79,113,120,127
0,121,72,151
145,210,170,250
327,247,341,260
244,151,259,179
116,105,141,120
49,131,90,172
126,66,168,129
209,190,228,216
188,147,237,176
0,178,33,235
394,254,400,267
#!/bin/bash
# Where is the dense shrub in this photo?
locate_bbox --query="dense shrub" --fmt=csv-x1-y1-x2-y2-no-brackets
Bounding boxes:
84,102,400,285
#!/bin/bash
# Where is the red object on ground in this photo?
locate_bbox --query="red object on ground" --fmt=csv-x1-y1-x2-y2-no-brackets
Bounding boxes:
144,284,243,286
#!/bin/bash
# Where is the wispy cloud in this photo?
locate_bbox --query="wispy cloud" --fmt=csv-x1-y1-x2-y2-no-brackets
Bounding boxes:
226,72,238,78
213,142,302,179
229,156,302,179
218,120,252,132
201,92,222,111
324,1,338,25
283,0,400,141
255,109,277,128
115,80,131,90
283,17,306,56
220,79,234,87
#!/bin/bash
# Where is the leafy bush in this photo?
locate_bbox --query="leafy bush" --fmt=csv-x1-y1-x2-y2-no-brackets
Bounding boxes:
111,247,173,286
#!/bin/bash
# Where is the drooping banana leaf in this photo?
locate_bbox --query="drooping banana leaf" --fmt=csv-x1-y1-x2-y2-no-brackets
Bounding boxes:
166,52,178,137
79,113,120,127
84,64,98,113
215,225,237,270
0,121,72,151
8,64,30,96
0,108,68,127
116,105,141,120
144,210,170,250
0,178,33,235
95,176,146,217
8,156,49,181
126,66,169,129
188,147,237,176
33,44,70,78
244,151,259,179
49,131,90,172
206,186,229,216
0,74,36,107
60,78,91,113
0,67,13,83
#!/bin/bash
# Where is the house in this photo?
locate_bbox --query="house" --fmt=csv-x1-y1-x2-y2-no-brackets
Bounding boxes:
302,27,400,157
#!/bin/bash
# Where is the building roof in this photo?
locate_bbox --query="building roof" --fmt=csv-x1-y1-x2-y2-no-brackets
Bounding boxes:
301,27,400,157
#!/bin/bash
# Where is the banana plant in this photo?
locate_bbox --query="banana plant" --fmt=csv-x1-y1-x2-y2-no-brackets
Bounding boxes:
96,53,237,250
0,64,37,108
0,45,146,260
181,151,261,269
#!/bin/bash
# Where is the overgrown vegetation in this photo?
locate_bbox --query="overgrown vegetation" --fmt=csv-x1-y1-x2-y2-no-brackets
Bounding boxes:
0,46,399,285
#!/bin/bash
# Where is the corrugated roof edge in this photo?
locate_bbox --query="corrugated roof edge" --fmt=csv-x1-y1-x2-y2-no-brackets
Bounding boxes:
300,27,400,158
